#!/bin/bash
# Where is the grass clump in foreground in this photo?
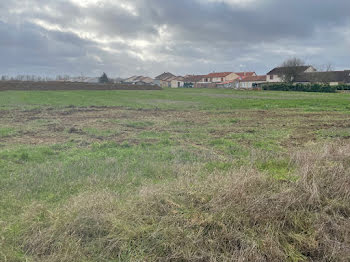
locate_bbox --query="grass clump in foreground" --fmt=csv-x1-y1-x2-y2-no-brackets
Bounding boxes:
13,143,350,261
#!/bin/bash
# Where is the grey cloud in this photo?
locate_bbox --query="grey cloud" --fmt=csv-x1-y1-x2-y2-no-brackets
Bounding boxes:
0,0,349,77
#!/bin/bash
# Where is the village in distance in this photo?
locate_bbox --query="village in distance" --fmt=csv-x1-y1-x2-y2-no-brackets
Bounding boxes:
2,58,350,90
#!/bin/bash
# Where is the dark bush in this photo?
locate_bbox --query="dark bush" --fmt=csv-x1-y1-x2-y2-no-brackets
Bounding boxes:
99,72,109,84
262,83,337,93
336,84,350,90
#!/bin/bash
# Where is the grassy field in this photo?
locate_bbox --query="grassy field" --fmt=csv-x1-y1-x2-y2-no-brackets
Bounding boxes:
1,88,350,261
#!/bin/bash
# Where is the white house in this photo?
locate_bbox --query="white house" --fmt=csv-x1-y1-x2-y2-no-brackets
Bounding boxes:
170,76,185,88
154,72,176,87
239,75,267,88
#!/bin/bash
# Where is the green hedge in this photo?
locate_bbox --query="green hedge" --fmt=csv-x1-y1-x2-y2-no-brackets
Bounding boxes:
336,84,350,90
262,83,337,93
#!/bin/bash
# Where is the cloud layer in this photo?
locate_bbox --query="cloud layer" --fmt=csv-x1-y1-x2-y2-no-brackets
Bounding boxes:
0,0,349,77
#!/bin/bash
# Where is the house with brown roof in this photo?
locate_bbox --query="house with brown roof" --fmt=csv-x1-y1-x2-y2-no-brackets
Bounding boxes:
155,72,175,80
266,66,316,82
154,72,176,87
183,75,206,88
202,72,240,83
184,75,206,83
294,70,350,85
239,75,267,88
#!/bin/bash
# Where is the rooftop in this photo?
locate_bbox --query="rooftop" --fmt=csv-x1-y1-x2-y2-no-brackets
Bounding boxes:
240,75,267,82
184,75,206,82
155,72,175,80
295,70,350,83
205,72,234,78
267,66,314,75
235,72,256,79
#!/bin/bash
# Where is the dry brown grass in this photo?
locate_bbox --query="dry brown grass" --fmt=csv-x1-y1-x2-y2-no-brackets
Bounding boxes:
18,142,350,262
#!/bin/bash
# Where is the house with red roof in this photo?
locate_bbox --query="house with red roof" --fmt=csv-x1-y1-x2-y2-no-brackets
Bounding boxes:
235,72,257,79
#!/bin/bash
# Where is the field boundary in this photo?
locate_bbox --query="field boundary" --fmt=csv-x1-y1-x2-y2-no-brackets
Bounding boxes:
0,81,163,91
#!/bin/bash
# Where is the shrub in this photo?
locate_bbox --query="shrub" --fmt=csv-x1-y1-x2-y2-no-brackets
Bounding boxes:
99,72,109,84
262,83,337,93
336,84,350,90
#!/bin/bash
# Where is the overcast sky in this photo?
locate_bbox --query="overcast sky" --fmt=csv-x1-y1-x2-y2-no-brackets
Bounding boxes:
0,0,349,78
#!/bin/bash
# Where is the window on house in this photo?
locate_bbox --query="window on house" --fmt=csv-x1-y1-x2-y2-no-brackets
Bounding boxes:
221,78,224,82
270,75,274,80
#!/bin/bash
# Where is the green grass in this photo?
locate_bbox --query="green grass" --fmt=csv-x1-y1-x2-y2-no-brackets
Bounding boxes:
82,127,120,137
257,158,296,181
1,88,350,261
317,127,350,139
1,88,350,111
125,121,154,129
0,127,17,137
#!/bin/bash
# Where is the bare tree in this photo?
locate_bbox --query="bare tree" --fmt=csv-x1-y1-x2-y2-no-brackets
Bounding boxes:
278,57,306,83
324,63,333,72
315,63,333,72
309,63,334,84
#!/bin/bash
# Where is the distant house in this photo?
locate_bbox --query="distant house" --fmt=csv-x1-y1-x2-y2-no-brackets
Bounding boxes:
123,76,154,85
202,72,240,83
266,66,316,82
235,72,257,79
239,75,267,88
154,72,176,87
162,76,177,87
123,76,139,84
183,75,206,88
294,70,350,85
170,76,185,88
139,77,154,84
